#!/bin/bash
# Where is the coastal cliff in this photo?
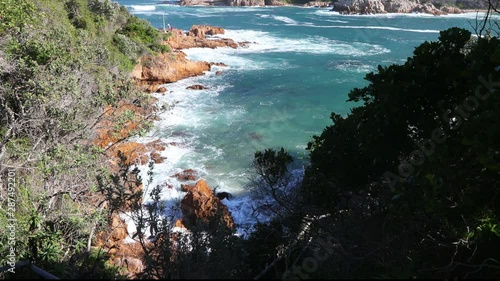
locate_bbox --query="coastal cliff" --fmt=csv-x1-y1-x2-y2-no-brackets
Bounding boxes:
179,0,311,6
332,0,463,15
130,25,245,93
177,0,467,14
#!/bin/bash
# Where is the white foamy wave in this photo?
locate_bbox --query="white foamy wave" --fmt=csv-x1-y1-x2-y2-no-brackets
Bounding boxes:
271,15,299,25
322,18,349,23
312,24,439,33
183,47,269,71
221,29,390,56
314,9,495,19
328,60,375,73
314,9,341,16
183,44,297,72
130,5,156,11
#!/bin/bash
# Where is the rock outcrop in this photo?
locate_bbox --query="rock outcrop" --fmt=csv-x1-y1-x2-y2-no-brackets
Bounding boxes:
181,0,290,5
188,25,226,37
265,0,291,5
107,140,167,167
440,5,462,14
382,0,417,13
226,0,265,5
304,1,332,7
333,0,386,14
411,2,443,15
216,191,232,200
180,180,235,231
96,214,146,279
131,51,211,93
166,26,240,50
180,0,212,5
332,0,447,15
173,169,199,181
186,84,209,90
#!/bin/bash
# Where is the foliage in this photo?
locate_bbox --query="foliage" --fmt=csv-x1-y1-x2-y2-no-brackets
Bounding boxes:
0,0,164,278
0,0,37,34
302,26,500,278
253,147,293,189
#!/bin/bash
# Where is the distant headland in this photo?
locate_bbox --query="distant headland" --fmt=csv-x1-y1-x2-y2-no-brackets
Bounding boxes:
159,0,489,16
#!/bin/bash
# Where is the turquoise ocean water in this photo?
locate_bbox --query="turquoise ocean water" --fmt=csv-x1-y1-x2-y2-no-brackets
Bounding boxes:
115,1,484,237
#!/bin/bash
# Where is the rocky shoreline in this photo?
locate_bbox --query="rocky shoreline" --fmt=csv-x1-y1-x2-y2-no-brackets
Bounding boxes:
96,25,247,277
175,0,474,15
332,0,462,15
131,25,244,93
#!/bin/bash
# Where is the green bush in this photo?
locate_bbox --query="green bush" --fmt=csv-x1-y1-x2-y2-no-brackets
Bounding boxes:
302,27,500,278
0,0,37,34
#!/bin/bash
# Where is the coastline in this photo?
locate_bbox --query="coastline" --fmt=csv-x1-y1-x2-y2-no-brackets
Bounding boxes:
169,0,490,16
99,24,256,277
102,4,493,275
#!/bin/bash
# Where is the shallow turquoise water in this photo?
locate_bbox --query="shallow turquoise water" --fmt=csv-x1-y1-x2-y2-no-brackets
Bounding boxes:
115,1,485,235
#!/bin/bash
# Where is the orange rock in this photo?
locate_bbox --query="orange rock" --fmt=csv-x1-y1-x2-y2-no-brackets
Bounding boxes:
109,142,149,166
146,139,167,151
181,183,195,192
93,100,157,149
180,180,234,231
188,25,225,37
174,219,187,229
110,215,129,242
173,169,199,181
186,84,209,90
150,151,164,164
166,25,239,50
210,62,228,67
131,52,211,93
157,86,168,93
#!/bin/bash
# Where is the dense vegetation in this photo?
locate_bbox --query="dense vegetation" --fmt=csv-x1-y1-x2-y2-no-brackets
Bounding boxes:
0,0,168,278
298,25,500,278
1,0,499,279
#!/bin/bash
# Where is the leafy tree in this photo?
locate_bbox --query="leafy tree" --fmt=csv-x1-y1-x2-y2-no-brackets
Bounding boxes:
250,148,296,216
0,0,37,34
303,26,500,278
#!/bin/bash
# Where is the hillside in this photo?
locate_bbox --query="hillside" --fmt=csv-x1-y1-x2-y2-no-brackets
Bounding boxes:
0,0,169,278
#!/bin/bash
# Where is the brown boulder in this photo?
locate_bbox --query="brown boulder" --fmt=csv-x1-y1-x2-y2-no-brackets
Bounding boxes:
112,257,144,278
216,71,223,75
186,84,209,90
413,3,443,15
226,0,265,6
265,0,291,6
216,191,232,200
174,218,187,229
304,1,331,7
180,0,212,5
180,180,235,231
181,183,196,192
166,26,242,50
173,169,199,181
188,25,225,38
150,151,164,164
238,41,251,48
440,5,462,14
156,86,167,93
146,139,167,152
210,62,228,67
111,215,129,242
131,51,211,93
